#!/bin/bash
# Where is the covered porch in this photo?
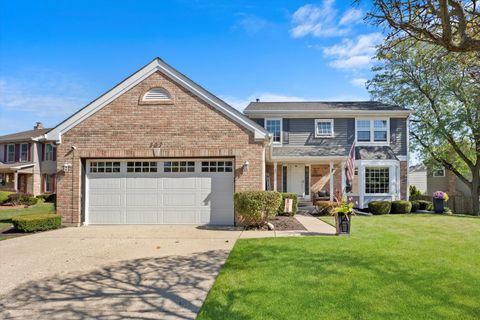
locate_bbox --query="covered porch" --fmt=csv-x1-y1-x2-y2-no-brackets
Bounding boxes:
0,162,35,194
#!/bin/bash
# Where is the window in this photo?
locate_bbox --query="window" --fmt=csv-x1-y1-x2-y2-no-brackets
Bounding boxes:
315,119,334,137
265,119,282,144
164,161,195,172
89,161,121,173
44,174,55,193
304,166,310,196
365,167,390,194
6,144,15,162
356,119,389,143
432,167,445,177
127,162,158,173
20,143,29,162
142,87,171,102
45,144,54,161
282,166,288,192
201,161,233,173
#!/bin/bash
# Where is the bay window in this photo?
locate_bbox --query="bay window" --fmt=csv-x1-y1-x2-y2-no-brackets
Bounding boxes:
265,119,282,144
365,167,390,194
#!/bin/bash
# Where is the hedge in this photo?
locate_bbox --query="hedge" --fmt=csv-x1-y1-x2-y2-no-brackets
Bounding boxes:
12,214,61,232
7,193,38,206
417,200,433,211
368,201,391,215
234,191,282,227
410,200,420,212
391,200,412,214
278,193,298,216
37,193,56,204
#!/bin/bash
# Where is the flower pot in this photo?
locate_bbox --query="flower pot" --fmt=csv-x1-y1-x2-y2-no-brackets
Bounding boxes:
335,213,351,236
433,198,444,213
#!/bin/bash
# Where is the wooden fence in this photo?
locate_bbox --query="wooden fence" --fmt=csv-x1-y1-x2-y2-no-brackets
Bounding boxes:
410,195,476,214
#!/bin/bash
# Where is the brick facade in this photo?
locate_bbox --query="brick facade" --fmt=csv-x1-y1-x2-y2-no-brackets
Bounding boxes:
400,161,408,200
56,71,266,225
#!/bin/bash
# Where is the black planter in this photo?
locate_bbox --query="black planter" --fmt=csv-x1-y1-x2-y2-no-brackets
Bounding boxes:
433,198,444,213
335,213,351,236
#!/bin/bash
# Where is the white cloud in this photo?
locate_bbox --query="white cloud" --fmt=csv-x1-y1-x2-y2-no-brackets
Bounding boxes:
350,77,368,88
290,0,363,38
222,92,307,111
339,8,363,25
233,14,268,35
0,71,89,117
322,32,383,70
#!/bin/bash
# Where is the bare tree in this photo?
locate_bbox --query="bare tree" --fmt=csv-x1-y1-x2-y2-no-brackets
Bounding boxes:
367,0,480,52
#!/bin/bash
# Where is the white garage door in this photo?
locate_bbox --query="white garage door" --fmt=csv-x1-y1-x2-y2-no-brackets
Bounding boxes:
85,160,234,225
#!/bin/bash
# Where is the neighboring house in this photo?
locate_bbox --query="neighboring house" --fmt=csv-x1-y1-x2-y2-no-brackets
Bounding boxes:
0,122,57,195
244,102,412,209
409,164,427,194
25,57,411,226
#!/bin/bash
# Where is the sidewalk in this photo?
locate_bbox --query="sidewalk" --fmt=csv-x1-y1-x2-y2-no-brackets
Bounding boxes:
239,212,336,239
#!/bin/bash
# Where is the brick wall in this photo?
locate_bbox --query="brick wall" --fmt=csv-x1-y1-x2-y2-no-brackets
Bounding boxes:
56,71,265,225
400,161,408,199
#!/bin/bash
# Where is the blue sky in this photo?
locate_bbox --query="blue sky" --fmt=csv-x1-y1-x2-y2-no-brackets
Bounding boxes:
0,0,383,135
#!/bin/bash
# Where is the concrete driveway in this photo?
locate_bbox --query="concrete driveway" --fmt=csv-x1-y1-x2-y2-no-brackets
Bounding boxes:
0,225,243,320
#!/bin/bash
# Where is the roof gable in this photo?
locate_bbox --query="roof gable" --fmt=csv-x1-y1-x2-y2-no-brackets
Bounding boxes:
45,58,267,142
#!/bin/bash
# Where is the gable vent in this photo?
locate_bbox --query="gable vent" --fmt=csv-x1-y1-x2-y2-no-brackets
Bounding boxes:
142,87,171,102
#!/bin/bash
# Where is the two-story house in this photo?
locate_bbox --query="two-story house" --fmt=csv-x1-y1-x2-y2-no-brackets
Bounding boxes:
244,101,412,208
0,122,57,195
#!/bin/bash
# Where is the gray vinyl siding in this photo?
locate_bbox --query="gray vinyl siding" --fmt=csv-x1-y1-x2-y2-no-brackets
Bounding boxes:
390,118,407,155
288,118,355,148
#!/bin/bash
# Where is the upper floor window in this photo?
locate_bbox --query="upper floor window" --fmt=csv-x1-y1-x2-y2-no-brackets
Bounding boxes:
20,143,29,162
45,144,54,161
315,119,334,138
432,167,445,177
265,119,282,144
6,144,15,162
142,87,171,102
356,119,389,143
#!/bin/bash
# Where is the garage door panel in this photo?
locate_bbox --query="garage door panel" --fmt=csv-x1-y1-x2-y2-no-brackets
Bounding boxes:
163,208,197,224
87,160,234,225
90,194,123,206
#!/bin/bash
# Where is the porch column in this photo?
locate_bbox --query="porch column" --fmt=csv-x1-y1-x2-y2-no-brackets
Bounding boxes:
273,162,278,191
329,161,334,201
13,171,18,192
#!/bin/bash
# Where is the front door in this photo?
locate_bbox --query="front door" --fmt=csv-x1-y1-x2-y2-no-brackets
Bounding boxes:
288,164,305,197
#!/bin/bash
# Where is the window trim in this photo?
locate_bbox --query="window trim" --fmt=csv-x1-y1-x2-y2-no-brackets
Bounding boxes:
355,118,390,145
432,167,445,177
44,174,55,193
19,143,29,162
314,119,334,138
45,143,54,161
6,144,15,162
265,118,282,145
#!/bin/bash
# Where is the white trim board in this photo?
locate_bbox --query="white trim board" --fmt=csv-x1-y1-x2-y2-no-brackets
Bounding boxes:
45,58,268,143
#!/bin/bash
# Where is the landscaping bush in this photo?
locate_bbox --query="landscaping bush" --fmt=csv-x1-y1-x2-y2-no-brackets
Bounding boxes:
417,200,433,211
410,200,420,212
314,201,337,216
391,200,412,214
37,193,56,204
0,191,13,204
368,201,392,215
409,185,423,197
12,213,61,232
234,191,282,227
7,193,38,206
278,193,298,216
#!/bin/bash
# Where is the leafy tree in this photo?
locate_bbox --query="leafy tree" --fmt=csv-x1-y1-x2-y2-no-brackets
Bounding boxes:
366,0,480,52
368,40,480,215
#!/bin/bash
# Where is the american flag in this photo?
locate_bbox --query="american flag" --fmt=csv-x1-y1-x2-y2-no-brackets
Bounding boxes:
346,142,356,185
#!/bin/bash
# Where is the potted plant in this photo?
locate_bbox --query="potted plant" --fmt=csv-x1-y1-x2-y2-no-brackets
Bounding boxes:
333,195,355,236
433,191,449,213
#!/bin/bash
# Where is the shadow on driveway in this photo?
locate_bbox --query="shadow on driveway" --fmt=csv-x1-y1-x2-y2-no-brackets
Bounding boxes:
1,250,228,320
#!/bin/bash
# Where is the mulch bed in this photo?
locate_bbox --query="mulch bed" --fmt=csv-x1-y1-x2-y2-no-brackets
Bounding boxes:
269,215,307,231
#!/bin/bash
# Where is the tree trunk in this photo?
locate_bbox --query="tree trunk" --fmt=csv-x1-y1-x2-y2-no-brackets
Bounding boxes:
471,167,480,216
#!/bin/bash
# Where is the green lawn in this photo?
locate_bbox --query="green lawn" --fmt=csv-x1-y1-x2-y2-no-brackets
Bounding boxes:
0,202,56,232
198,214,480,320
